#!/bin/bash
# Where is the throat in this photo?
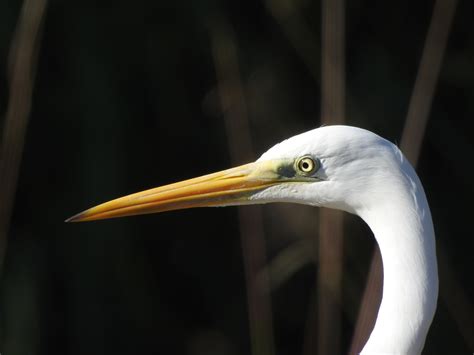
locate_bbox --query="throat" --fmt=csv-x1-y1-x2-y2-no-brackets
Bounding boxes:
358,193,438,354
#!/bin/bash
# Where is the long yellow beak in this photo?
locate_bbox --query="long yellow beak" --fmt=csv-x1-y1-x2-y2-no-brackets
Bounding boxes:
66,160,287,222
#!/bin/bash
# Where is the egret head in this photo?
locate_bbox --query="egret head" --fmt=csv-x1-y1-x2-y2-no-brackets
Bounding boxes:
66,125,438,355
252,125,404,214
67,125,403,222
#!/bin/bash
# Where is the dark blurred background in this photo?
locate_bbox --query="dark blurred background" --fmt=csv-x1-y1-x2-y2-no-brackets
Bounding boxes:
0,0,473,354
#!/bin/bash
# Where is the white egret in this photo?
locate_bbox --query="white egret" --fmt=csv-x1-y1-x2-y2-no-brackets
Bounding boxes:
67,125,438,354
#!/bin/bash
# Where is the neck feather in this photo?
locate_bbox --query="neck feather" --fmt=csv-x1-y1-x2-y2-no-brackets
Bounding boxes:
358,169,438,355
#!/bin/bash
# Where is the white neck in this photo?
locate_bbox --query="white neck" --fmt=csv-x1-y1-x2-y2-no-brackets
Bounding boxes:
357,169,438,355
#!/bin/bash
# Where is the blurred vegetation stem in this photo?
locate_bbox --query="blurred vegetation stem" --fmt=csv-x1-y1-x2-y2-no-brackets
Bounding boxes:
0,0,48,273
210,19,276,355
316,1,345,355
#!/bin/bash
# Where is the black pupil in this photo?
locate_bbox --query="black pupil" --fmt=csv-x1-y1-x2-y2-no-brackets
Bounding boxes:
302,161,310,170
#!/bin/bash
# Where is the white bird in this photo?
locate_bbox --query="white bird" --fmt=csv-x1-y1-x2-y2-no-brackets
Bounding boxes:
67,125,438,355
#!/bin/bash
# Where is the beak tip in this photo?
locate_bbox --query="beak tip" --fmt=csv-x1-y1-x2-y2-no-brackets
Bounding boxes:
65,211,87,223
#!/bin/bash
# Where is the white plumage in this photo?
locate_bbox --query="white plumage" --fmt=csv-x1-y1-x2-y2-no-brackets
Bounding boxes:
255,126,438,354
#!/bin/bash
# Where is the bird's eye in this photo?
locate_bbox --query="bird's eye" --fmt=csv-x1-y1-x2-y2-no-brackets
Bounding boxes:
296,156,319,176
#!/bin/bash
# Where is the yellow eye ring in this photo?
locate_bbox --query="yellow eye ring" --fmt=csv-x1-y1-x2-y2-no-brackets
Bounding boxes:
296,156,318,175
